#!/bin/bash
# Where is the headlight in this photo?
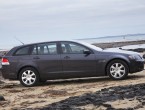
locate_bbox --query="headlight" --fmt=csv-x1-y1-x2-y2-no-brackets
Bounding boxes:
128,55,142,60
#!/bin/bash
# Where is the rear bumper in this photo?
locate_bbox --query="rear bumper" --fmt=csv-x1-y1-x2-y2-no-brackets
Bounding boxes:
129,60,144,73
1,66,17,80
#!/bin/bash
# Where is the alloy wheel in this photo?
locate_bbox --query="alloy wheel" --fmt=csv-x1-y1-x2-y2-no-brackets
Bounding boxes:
21,70,36,85
110,63,126,79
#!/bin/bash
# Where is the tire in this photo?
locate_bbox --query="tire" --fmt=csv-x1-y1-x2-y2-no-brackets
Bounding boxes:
107,60,129,80
19,67,40,87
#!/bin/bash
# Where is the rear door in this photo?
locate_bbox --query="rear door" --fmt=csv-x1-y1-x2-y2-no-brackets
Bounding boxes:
31,42,62,79
60,41,96,78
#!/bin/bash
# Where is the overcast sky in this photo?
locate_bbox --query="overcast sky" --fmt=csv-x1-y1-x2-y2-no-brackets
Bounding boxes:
0,0,145,49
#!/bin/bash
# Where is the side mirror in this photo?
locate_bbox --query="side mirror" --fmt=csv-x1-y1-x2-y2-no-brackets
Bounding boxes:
143,54,145,59
83,50,91,55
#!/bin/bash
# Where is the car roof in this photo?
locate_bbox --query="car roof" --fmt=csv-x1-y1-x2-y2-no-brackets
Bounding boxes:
6,40,78,56
14,40,80,48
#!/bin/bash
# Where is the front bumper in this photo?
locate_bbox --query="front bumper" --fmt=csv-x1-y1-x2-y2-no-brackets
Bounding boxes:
129,60,144,73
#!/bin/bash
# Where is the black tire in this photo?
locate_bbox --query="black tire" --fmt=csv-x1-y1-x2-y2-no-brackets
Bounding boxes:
19,67,40,87
107,60,129,80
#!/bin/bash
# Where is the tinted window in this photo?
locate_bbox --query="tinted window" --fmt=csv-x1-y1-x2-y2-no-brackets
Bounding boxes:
61,44,69,54
61,42,89,54
37,43,57,55
31,45,37,55
15,46,30,55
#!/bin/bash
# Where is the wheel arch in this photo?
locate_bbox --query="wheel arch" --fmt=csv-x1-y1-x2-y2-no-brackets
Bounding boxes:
17,66,40,80
105,58,130,76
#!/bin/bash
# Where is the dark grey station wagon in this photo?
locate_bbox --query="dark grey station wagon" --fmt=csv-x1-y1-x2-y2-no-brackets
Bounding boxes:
1,41,144,87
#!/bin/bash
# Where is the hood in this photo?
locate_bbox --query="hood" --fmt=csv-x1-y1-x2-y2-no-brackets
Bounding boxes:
103,48,140,55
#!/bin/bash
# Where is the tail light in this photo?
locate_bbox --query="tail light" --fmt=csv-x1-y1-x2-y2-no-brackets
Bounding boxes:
2,58,10,65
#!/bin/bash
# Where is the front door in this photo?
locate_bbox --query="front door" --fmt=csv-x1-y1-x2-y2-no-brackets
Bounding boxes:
60,42,96,78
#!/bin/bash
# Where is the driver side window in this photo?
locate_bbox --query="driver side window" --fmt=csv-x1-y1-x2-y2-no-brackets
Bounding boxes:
61,42,89,54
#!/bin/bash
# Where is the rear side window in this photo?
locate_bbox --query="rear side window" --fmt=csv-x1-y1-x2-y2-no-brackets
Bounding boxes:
31,45,37,55
15,46,30,55
37,43,57,55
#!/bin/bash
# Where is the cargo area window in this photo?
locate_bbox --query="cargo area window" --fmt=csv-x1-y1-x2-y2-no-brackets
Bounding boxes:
15,46,30,55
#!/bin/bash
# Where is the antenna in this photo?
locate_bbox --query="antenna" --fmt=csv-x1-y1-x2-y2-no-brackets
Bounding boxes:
14,36,24,45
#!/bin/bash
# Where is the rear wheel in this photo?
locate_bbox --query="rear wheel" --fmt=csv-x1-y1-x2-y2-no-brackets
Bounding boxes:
19,67,39,87
107,60,129,80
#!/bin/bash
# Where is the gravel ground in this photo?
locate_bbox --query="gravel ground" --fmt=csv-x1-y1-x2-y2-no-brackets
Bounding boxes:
0,70,145,110
40,83,145,110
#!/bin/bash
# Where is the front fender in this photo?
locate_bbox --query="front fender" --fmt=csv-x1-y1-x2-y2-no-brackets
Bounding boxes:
104,54,131,75
107,54,131,64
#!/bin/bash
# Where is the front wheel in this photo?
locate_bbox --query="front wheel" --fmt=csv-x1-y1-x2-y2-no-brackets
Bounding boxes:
19,67,39,87
107,60,129,80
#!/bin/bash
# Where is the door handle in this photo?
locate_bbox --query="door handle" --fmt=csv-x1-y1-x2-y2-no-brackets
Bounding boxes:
33,56,40,59
64,56,70,59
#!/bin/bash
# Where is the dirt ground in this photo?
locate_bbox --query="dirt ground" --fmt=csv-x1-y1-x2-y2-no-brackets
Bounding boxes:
0,69,145,110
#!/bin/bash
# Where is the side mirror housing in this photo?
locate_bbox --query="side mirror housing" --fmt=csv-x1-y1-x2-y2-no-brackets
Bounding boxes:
83,50,91,55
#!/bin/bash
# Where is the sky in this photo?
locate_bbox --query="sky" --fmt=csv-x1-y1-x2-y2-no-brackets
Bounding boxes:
0,0,145,49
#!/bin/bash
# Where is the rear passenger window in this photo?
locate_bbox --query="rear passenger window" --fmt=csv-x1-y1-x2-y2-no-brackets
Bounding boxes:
15,46,30,55
31,45,37,55
37,43,57,55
